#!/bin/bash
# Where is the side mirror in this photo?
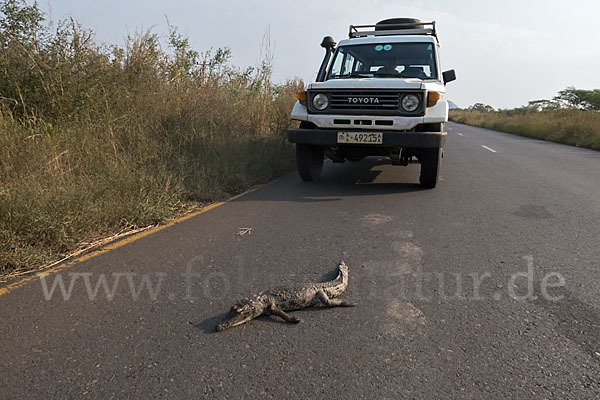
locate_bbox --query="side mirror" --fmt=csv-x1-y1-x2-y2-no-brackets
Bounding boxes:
442,69,456,84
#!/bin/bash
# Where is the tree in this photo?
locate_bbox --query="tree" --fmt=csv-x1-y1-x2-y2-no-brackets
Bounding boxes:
468,103,495,112
553,87,600,110
0,0,47,115
526,99,559,111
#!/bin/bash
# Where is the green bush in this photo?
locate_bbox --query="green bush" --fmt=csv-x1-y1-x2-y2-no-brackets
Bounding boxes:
0,0,301,277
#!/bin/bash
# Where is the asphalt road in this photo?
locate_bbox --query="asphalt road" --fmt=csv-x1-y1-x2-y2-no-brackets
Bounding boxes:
2,122,600,399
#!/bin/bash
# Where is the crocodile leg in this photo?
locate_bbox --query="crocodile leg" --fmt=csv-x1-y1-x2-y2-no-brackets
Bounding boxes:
268,307,301,323
316,290,356,307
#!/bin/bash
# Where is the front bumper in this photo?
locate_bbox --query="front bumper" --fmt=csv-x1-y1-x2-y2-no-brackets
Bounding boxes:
288,128,446,148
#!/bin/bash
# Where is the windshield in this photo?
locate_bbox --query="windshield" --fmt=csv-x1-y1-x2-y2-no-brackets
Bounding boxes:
328,42,438,80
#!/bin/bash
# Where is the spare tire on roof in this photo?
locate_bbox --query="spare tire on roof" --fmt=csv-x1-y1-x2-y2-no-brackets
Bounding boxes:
375,18,423,31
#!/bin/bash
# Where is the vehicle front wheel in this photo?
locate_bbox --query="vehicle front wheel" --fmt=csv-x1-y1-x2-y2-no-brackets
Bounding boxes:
419,148,442,188
296,144,324,181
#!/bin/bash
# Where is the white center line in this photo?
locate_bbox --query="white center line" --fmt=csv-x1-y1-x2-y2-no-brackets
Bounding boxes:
481,145,497,153
457,132,464,136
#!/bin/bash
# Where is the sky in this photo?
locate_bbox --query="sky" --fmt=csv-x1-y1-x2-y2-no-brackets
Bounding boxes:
37,0,600,109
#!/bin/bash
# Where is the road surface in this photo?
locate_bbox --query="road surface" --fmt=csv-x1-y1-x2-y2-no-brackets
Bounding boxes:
2,122,600,399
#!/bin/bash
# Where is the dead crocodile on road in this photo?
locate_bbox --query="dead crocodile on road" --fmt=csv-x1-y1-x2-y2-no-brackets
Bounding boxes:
216,261,355,331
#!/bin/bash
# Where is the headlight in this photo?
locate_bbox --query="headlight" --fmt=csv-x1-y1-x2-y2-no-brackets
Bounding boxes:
312,93,329,111
401,94,420,112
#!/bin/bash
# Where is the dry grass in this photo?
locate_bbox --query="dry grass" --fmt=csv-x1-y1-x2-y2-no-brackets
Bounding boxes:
0,1,301,278
449,109,600,151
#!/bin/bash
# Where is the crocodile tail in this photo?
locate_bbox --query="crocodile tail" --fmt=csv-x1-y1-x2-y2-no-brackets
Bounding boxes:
338,260,349,276
320,260,349,297
336,260,349,287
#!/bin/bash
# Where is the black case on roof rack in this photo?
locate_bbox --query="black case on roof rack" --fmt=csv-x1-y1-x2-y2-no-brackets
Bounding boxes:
349,18,437,40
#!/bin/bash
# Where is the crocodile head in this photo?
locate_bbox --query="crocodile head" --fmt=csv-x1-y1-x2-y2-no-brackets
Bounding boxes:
215,297,265,332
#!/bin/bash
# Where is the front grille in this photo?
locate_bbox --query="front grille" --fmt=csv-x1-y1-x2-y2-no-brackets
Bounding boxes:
331,91,400,112
308,90,425,116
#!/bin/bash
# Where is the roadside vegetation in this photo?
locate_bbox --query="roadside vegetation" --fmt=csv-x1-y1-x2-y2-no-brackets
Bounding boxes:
449,88,600,151
0,0,301,278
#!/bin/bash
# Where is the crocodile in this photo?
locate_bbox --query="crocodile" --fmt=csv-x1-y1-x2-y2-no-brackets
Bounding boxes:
216,261,354,332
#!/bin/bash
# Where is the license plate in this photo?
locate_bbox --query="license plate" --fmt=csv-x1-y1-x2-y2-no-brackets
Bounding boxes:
337,132,383,144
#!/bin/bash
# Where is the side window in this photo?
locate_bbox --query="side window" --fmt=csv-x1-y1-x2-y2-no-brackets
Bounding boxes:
330,51,344,78
341,53,355,75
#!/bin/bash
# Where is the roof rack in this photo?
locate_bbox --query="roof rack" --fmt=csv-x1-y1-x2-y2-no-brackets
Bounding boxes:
348,21,437,39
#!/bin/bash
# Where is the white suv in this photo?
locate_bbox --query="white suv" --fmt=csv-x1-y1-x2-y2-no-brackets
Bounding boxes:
288,18,456,188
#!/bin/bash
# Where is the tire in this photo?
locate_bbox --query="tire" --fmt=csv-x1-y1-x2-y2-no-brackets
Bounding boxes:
296,144,324,181
419,148,441,188
376,18,423,31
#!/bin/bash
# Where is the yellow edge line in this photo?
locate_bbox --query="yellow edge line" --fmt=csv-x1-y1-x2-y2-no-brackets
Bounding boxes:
0,184,265,297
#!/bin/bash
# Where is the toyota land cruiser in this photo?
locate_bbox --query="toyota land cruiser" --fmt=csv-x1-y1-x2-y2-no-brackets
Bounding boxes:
287,18,456,188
